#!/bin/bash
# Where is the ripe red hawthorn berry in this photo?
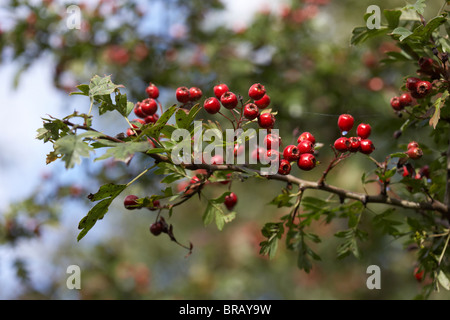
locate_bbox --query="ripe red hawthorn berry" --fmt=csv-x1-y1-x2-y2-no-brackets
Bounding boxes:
126,128,136,137
248,83,266,100
148,199,160,211
134,102,147,118
356,123,371,139
203,97,221,114
297,132,316,145
146,83,160,99
278,159,291,175
209,154,224,165
337,114,354,134
141,98,158,116
406,77,420,92
297,153,316,171
359,139,375,154
124,195,139,210
283,145,300,162
224,192,238,210
234,144,244,157
414,267,424,282
220,91,238,109
254,94,271,109
418,57,434,71
266,149,281,163
150,222,164,236
176,86,190,103
348,136,361,153
406,147,423,160
243,103,259,120
189,87,203,101
297,140,314,154
258,113,275,129
264,133,282,150
390,96,403,111
399,92,413,108
416,80,432,96
145,113,159,124
251,146,268,163
407,141,419,149
213,83,229,100
334,137,350,152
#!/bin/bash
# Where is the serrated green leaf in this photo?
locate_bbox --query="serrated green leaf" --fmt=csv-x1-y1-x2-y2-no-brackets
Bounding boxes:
69,84,90,96
89,75,123,98
430,90,449,129
142,105,177,138
392,27,413,41
437,271,450,290
384,9,402,29
87,183,127,202
54,131,103,169
403,0,426,15
77,198,112,241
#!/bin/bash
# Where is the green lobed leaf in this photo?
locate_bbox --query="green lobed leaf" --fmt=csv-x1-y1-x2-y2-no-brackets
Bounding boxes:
392,27,413,41
430,90,449,129
53,131,104,169
142,105,178,138
78,183,127,241
89,75,124,99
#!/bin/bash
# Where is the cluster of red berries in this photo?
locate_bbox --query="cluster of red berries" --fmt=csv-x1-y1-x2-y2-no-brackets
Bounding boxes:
203,83,275,129
390,77,432,112
277,131,317,174
405,141,423,160
127,83,161,137
333,114,375,154
175,86,203,104
149,217,169,236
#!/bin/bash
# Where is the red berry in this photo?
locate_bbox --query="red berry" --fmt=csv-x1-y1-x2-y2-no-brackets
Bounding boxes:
297,132,316,145
266,149,281,163
251,146,268,163
283,145,300,162
406,77,420,92
278,159,291,175
124,195,139,210
189,87,203,101
234,144,244,157
390,96,402,111
356,123,371,139
220,91,238,109
126,128,136,137
243,103,259,120
258,113,275,129
203,97,221,114
334,137,350,152
337,114,354,134
254,94,271,109
148,199,160,211
141,98,158,116
145,83,159,99
134,102,147,118
176,86,190,103
145,113,159,124
213,83,229,100
414,267,424,282
407,141,419,149
399,93,413,107
248,83,266,100
149,222,163,236
348,136,361,153
264,133,282,150
297,153,316,171
359,139,375,154
297,140,314,154
209,154,224,165
224,192,238,210
418,165,430,179
406,147,423,160
418,57,433,71
416,81,432,96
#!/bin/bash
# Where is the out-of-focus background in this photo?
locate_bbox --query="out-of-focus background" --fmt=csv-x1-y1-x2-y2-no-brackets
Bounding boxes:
0,0,449,299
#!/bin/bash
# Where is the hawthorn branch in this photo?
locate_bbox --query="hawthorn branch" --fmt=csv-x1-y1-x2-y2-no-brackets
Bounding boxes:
145,153,449,218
